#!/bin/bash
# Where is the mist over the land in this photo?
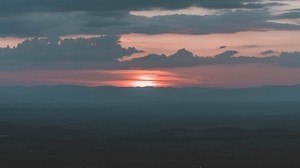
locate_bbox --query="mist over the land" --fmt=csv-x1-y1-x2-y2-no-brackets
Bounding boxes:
1,85,300,105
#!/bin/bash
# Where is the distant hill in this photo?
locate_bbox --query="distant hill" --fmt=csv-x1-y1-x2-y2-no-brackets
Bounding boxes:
0,85,300,104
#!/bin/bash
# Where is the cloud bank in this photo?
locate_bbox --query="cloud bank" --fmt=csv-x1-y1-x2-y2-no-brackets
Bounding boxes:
0,0,298,37
1,36,300,70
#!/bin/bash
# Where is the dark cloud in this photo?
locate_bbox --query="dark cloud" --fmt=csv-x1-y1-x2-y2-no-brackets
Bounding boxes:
1,36,300,70
278,12,300,19
261,50,276,55
0,0,295,37
122,49,201,68
0,36,141,69
124,49,300,68
2,10,299,37
215,50,238,59
123,10,300,34
278,52,300,67
0,0,270,16
123,49,272,68
288,8,300,12
0,12,89,37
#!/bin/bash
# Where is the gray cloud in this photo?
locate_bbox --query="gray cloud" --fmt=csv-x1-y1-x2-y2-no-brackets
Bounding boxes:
0,36,141,69
1,36,300,70
261,50,276,55
124,49,300,68
1,10,299,37
0,0,295,37
278,12,300,19
122,49,201,68
0,12,88,37
278,52,300,67
0,0,271,16
114,10,299,34
288,8,300,12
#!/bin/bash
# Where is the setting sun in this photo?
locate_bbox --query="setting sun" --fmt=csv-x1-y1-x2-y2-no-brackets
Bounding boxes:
131,75,158,87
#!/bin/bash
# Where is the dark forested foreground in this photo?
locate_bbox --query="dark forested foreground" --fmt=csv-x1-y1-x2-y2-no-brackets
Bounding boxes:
1,86,300,168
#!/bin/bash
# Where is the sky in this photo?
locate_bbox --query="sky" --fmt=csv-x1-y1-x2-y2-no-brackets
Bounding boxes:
0,0,300,87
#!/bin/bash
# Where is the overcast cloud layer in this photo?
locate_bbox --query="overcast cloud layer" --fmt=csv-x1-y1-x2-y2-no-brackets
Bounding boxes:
0,0,299,37
0,0,275,14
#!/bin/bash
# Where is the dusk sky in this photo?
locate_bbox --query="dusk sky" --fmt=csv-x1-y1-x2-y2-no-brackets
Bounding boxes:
1,0,300,87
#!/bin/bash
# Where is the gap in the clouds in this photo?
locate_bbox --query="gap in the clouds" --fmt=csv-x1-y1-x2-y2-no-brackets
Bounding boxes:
129,6,222,18
0,34,102,48
268,19,300,26
268,0,300,15
0,37,30,48
60,34,103,40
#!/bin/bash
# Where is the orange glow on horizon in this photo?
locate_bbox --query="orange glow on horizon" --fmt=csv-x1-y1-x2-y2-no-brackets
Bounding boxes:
131,80,158,87
130,75,159,87
2,66,300,88
117,70,178,87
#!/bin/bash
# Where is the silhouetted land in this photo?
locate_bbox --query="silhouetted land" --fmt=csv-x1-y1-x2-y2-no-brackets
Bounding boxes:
1,86,300,168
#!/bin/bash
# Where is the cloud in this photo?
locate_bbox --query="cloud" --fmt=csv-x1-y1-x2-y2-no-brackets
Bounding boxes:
278,12,300,19
1,36,300,70
278,52,300,67
122,49,200,68
0,35,142,69
57,11,300,35
124,49,300,68
0,2,298,37
214,50,238,59
0,0,271,16
261,50,276,55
